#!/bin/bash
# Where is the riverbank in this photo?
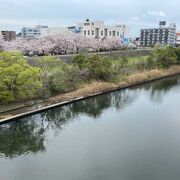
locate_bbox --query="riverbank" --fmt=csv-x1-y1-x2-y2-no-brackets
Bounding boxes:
1,65,180,124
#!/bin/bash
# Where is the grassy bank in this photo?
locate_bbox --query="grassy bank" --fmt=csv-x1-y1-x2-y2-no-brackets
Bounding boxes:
0,46,180,115
49,65,180,104
1,65,180,120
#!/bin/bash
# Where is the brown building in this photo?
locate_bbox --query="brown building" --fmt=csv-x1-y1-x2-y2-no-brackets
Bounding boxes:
1,31,16,41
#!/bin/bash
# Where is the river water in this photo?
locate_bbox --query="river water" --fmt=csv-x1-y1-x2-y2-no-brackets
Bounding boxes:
0,76,180,180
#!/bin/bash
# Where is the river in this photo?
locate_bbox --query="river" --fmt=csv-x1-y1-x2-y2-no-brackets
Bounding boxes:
0,75,180,180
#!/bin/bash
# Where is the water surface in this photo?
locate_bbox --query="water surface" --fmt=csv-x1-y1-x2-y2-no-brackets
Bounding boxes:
0,76,180,180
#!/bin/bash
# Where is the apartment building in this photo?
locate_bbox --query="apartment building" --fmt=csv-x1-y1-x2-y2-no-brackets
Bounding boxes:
0,31,16,41
77,19,129,38
140,21,176,47
21,25,48,38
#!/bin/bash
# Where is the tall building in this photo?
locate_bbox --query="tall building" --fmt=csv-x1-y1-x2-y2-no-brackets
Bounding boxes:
21,25,48,38
176,33,180,46
0,31,16,41
77,19,129,38
140,21,176,47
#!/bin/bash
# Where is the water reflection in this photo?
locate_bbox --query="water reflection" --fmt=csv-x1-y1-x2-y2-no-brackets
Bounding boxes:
0,76,179,159
139,76,179,103
0,119,45,158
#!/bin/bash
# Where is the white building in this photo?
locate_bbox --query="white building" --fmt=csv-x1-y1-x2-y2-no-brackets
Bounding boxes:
77,19,129,38
38,19,129,38
21,25,48,38
40,27,72,37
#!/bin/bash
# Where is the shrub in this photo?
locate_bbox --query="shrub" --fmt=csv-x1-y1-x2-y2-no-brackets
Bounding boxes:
84,55,113,81
174,48,180,62
73,54,86,69
150,46,177,68
0,51,42,102
49,65,85,93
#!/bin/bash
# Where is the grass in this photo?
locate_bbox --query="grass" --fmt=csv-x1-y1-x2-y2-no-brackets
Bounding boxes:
50,81,118,103
121,65,180,84
127,56,149,64
49,65,180,104
112,55,149,67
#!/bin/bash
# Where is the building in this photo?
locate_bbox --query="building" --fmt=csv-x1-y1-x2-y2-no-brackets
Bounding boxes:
0,31,16,41
140,21,176,47
35,25,48,29
67,26,82,33
21,27,40,38
40,27,72,37
21,25,48,38
39,19,129,38
176,33,180,46
77,19,129,38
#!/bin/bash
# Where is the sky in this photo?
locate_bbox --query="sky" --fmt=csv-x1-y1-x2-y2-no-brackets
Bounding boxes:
0,0,179,37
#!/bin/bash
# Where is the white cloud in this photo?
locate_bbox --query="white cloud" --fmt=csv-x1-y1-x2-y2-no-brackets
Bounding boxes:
147,11,166,17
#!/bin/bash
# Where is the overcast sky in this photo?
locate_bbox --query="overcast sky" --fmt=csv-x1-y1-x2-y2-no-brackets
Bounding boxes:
0,0,179,36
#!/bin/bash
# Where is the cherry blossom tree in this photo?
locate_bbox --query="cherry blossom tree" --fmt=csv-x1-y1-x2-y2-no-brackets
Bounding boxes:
0,34,5,52
3,33,123,56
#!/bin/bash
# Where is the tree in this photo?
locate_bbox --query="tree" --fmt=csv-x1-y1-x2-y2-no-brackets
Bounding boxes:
73,54,86,69
0,51,42,102
37,56,66,95
84,54,112,81
0,34,4,52
3,34,123,56
174,48,180,62
150,46,177,68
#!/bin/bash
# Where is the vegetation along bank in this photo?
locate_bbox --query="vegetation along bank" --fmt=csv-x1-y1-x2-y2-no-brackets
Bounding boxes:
0,46,180,120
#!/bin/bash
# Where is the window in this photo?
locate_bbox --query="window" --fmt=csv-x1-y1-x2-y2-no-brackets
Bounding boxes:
88,30,90,35
104,29,108,36
117,32,119,36
92,30,94,35
84,30,86,36
84,23,90,26
113,31,116,36
109,31,111,36
101,31,103,36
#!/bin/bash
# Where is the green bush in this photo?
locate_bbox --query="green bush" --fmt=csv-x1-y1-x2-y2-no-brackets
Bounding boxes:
49,65,85,93
174,48,180,62
84,55,113,81
73,54,86,69
150,46,177,68
0,51,42,102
